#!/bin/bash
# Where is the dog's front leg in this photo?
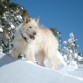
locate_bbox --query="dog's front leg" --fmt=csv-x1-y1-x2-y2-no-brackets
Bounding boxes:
24,49,36,64
26,54,36,63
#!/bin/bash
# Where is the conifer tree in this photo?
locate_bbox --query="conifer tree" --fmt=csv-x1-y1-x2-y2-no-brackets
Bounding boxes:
0,0,29,53
62,33,83,66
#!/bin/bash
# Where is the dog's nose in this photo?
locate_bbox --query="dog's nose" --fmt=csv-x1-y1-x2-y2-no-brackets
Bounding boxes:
33,32,36,35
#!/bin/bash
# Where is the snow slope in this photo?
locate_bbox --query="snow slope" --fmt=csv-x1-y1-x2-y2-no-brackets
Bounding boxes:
0,53,83,83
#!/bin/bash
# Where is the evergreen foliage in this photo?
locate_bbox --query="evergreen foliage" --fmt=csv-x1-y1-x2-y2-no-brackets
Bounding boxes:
62,33,83,65
0,0,29,53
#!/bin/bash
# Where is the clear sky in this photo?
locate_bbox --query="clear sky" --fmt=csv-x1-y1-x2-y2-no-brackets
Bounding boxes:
12,0,83,51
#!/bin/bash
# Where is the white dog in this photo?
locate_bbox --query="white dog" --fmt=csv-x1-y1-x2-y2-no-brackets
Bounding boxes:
10,15,62,69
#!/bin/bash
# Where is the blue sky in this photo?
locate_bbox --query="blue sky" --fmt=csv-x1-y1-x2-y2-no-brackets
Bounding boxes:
12,0,83,51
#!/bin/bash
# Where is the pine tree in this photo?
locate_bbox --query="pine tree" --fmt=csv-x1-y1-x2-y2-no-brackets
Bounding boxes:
50,27,61,37
62,32,83,67
0,0,29,53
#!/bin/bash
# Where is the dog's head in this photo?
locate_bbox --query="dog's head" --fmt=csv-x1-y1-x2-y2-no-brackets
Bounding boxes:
22,15,39,40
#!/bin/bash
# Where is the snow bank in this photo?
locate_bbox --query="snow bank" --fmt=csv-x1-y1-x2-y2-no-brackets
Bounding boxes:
0,53,83,83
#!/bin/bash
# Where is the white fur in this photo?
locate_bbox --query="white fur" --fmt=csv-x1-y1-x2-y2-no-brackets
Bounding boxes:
10,17,62,69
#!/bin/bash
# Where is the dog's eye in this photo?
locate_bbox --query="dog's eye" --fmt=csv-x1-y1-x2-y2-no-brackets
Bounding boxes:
29,27,32,28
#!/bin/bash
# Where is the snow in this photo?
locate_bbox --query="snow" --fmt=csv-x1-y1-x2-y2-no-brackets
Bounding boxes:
16,15,22,20
10,24,15,29
0,27,3,32
0,52,83,83
78,56,83,61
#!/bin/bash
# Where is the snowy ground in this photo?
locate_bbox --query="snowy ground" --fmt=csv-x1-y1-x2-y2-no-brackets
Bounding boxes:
0,52,83,83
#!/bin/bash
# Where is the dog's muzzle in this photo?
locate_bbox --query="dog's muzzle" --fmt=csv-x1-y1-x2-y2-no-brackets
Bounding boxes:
30,35,35,40
29,32,37,40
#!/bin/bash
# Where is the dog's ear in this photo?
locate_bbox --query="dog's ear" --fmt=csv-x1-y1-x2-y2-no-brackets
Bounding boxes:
24,15,30,24
35,17,40,24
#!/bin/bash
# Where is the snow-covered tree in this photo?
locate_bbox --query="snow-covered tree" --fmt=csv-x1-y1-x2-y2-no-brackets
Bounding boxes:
50,27,61,37
62,32,83,67
0,0,29,53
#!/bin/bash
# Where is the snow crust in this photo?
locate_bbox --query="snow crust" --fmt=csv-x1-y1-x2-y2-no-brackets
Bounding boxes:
0,53,83,83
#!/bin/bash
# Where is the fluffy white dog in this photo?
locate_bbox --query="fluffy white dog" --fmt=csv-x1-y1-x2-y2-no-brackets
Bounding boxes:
10,15,62,69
